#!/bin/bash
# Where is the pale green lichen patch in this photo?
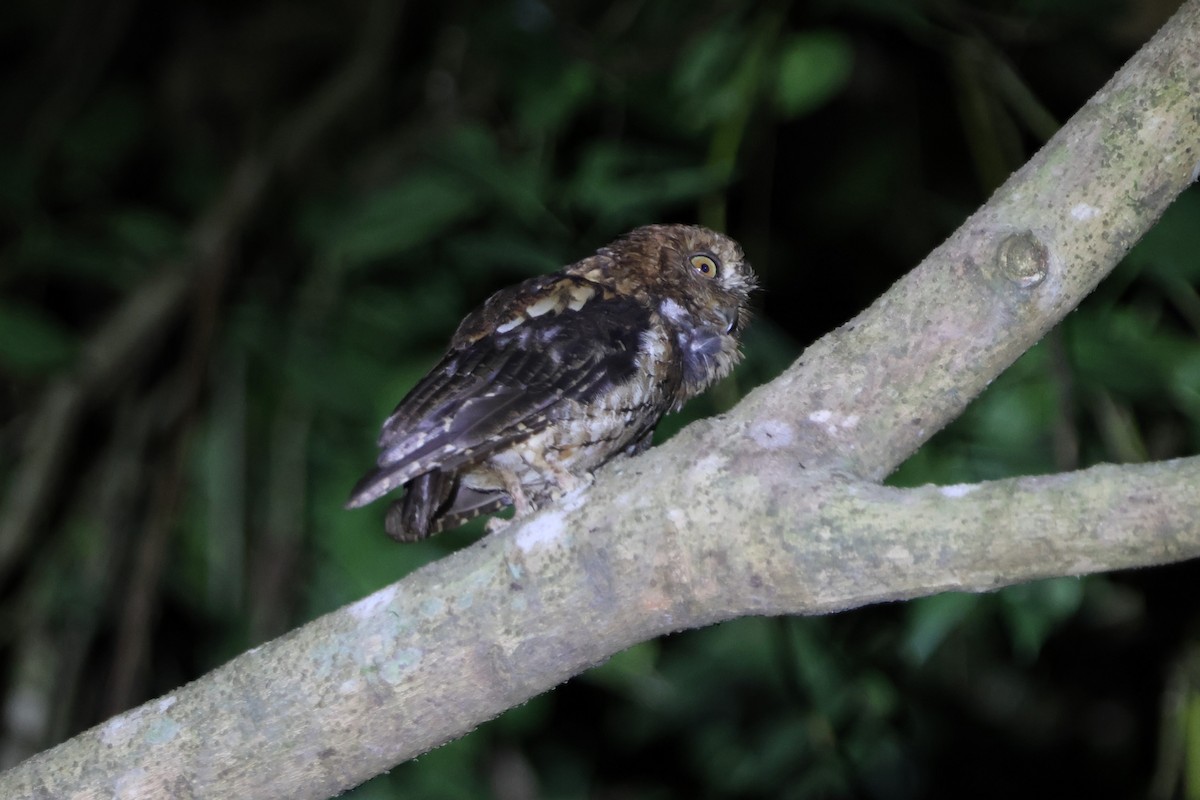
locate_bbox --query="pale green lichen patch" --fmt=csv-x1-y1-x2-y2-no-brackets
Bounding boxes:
379,647,424,685
145,715,183,745
419,596,446,617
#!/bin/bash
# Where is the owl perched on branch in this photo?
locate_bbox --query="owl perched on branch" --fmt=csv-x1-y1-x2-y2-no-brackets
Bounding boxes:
346,224,758,541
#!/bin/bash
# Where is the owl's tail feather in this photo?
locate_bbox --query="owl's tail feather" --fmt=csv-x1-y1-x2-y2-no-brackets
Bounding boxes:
384,478,509,542
344,464,406,509
384,470,453,540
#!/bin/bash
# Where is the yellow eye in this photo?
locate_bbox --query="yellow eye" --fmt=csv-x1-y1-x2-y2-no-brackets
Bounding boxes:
690,253,719,279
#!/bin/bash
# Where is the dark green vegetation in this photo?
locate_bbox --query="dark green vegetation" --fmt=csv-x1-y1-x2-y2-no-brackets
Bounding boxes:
2,1,1198,797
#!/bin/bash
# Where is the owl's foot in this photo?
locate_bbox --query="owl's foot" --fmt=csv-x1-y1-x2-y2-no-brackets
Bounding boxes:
486,472,529,533
550,468,591,496
484,516,512,534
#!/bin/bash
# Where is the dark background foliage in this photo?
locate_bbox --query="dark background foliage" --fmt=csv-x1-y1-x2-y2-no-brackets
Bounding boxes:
1,0,1198,797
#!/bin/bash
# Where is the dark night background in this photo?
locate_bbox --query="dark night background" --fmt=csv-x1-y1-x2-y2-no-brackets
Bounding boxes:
1,0,1198,797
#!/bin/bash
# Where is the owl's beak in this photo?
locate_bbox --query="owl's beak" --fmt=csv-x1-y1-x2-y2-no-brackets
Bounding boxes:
720,307,739,335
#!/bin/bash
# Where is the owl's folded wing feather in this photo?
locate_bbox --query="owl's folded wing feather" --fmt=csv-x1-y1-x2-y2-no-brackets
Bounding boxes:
345,278,651,509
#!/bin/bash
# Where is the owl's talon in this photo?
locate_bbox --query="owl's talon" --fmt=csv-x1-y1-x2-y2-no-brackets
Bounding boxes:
485,516,512,534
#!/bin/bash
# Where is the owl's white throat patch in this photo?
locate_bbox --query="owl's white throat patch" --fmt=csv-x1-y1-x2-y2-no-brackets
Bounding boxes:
659,297,690,322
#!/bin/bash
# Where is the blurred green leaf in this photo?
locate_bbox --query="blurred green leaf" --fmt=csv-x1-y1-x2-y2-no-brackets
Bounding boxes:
678,22,774,135
515,60,595,136
774,31,854,118
323,170,481,267
354,731,486,799
0,302,77,373
1169,350,1200,419
718,715,813,793
660,618,782,699
583,641,664,700
1069,308,1195,399
903,593,981,664
569,143,728,226
307,465,443,612
443,229,566,280
674,26,746,123
1126,190,1200,283
342,280,463,344
491,692,555,739
999,578,1085,660
969,375,1055,453
106,208,184,261
435,126,555,225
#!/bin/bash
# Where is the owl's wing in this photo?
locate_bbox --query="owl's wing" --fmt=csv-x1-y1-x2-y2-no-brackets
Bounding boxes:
345,277,652,509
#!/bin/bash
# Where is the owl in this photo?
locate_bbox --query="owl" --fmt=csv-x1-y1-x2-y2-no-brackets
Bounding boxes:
346,224,758,541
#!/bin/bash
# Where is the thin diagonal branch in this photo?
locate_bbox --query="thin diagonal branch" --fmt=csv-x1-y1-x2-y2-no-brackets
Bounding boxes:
731,0,1200,480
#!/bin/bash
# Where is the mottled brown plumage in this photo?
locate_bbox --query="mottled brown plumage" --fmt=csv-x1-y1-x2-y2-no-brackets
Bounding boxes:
346,224,758,541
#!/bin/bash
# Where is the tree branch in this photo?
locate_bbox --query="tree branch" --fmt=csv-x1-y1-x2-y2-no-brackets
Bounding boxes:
3,0,1199,797
5,453,1199,798
733,0,1200,479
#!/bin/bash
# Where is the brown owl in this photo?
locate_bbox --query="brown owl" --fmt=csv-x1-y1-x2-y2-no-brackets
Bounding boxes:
346,224,758,541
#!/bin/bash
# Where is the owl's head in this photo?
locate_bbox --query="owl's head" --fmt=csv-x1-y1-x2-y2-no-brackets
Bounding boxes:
579,223,759,400
584,224,758,328
661,224,757,336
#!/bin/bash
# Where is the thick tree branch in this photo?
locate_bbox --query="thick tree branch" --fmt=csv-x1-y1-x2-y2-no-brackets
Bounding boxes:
733,0,1200,480
3,1,1199,797
5,454,1199,798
